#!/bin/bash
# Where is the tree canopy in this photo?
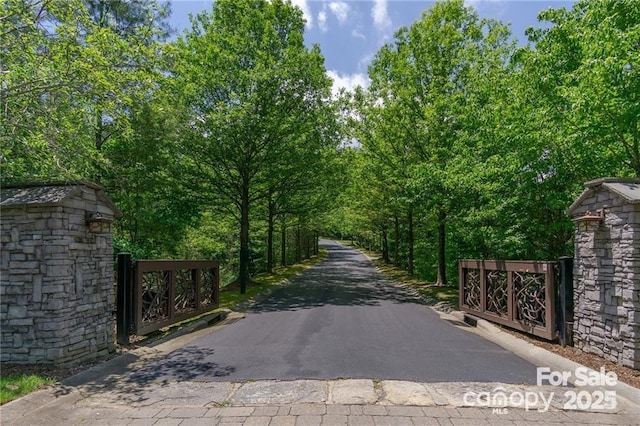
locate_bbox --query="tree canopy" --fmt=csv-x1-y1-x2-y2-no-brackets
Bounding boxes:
172,0,337,293
3,0,638,291
333,0,639,285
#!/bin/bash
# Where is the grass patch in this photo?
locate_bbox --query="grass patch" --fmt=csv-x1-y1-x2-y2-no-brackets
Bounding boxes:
218,249,328,310
0,374,55,405
417,284,459,306
374,258,459,307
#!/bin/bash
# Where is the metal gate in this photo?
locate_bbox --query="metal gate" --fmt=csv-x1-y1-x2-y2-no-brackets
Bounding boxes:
459,259,562,340
117,253,220,344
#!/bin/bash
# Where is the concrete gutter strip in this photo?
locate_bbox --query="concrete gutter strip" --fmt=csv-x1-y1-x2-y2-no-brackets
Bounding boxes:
3,303,639,425
446,310,640,409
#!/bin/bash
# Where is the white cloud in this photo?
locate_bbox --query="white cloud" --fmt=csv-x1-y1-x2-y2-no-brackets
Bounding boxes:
291,0,313,29
329,1,350,25
318,9,328,32
464,0,507,16
372,0,392,36
357,52,375,73
352,28,366,40
327,70,370,97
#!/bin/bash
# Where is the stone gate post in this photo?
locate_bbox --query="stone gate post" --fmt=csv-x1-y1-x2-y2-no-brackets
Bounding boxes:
1,181,122,364
567,178,640,369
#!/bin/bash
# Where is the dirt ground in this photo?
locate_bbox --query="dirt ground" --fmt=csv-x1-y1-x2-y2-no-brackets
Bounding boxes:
1,348,124,382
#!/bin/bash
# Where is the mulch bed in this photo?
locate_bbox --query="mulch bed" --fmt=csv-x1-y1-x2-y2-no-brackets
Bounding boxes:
499,327,640,389
1,356,111,382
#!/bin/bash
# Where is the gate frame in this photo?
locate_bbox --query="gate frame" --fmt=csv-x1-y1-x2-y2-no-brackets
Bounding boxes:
134,260,220,336
117,256,220,344
459,259,557,340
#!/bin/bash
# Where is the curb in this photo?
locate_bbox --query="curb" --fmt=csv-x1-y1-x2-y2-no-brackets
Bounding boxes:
0,309,240,424
450,311,640,412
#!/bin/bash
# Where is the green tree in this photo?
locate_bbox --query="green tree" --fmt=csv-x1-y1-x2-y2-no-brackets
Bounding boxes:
477,0,640,260
1,0,171,183
82,0,171,154
174,0,333,293
365,0,513,284
103,93,200,258
350,86,420,273
522,0,639,176
1,0,99,180
260,97,340,272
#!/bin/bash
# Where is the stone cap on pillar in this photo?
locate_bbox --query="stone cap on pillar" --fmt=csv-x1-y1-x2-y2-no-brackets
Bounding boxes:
0,180,123,218
567,177,640,216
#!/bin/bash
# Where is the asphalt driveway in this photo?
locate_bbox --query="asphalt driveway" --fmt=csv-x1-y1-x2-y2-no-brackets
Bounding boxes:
128,240,538,384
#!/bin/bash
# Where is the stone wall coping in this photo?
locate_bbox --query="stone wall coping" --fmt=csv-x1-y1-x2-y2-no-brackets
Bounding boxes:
584,177,640,188
567,178,640,216
1,181,122,217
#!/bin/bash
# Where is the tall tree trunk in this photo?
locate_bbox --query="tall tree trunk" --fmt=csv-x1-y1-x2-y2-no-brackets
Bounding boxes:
436,209,447,286
280,215,287,267
382,227,389,263
305,229,311,259
393,215,400,266
95,108,104,151
239,183,250,294
267,197,275,273
296,223,302,263
408,209,414,276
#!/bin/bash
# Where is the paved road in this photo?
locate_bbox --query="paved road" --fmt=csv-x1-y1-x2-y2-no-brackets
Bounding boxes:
128,240,538,384
4,241,640,425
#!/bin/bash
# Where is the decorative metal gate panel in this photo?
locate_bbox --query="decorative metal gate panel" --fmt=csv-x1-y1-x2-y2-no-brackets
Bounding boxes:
116,254,220,344
459,260,557,340
134,260,220,335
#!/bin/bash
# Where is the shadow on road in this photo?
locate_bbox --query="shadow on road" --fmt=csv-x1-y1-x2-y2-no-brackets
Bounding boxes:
53,347,235,406
127,347,235,385
249,241,423,313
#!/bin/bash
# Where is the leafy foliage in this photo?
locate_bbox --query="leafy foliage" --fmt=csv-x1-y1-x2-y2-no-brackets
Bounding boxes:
4,0,637,291
172,0,339,292
328,0,639,285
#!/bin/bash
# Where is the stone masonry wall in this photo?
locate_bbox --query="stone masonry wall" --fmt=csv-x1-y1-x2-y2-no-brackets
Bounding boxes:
571,188,640,369
1,186,116,364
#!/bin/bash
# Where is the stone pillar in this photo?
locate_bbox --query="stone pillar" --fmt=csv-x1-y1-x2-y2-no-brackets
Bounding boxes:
568,178,640,369
1,182,122,365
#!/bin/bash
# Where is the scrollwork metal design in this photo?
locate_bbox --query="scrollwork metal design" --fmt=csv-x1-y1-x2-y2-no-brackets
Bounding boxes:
463,268,481,311
141,271,170,323
175,269,196,314
514,272,546,327
485,270,508,317
200,267,218,307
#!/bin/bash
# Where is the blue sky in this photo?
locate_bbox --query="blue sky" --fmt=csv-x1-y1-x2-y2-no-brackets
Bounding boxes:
169,0,575,94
